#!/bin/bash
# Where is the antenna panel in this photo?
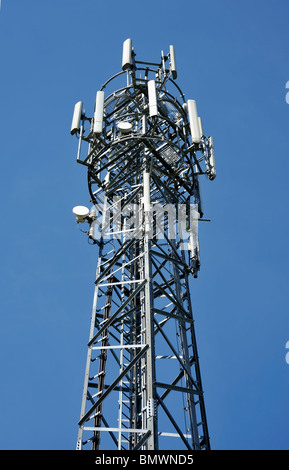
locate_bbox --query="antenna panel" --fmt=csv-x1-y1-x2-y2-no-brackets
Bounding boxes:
169,45,177,79
93,91,105,135
187,99,201,144
122,38,132,70
148,80,158,117
71,101,83,135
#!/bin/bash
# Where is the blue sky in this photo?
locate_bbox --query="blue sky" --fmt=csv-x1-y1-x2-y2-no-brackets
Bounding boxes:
1,0,289,450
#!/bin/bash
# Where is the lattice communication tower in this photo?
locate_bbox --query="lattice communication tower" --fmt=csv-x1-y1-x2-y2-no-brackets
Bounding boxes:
70,39,216,451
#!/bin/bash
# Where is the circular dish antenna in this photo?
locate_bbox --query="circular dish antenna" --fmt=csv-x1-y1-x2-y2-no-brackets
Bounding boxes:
72,205,89,223
117,121,132,134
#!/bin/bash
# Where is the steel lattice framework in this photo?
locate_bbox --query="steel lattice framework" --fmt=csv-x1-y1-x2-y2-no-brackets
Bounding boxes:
71,39,216,451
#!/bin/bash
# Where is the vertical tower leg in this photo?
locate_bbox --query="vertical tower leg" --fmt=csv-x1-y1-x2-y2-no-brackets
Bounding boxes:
142,169,158,450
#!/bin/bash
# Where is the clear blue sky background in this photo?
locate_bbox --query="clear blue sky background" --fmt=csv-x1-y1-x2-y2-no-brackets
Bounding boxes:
1,0,289,450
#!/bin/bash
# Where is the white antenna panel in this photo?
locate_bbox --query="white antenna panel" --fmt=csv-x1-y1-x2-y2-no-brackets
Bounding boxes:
93,91,105,135
71,101,83,135
169,45,177,79
122,38,132,71
187,100,201,144
148,80,158,117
